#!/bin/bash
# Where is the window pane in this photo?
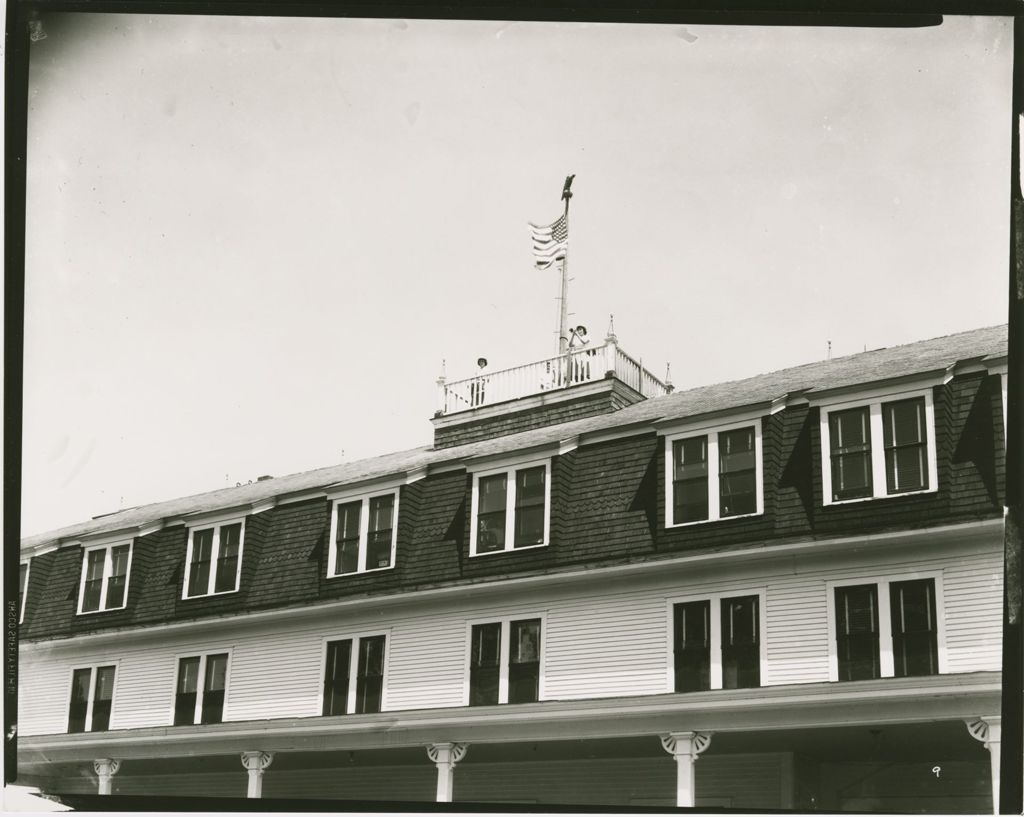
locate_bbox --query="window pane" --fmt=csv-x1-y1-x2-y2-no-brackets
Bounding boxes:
91,666,115,731
200,654,228,725
508,619,541,704
214,524,241,592
19,563,27,618
835,584,880,681
355,636,385,714
68,668,92,733
81,550,105,613
719,428,757,517
187,529,214,597
469,623,501,706
830,408,873,501
323,640,352,716
673,601,710,692
883,398,928,494
175,657,200,725
477,474,507,552
105,545,130,609
721,596,760,689
891,579,938,677
673,437,709,523
367,495,395,569
513,467,546,547
335,502,361,575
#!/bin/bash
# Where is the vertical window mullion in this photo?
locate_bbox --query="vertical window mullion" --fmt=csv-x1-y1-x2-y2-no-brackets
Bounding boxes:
505,470,516,550
709,598,723,689
868,405,885,499
708,437,721,521
346,641,360,714
358,501,370,572
194,655,206,725
98,548,111,611
85,667,97,732
498,621,511,703
877,582,895,677
209,529,221,595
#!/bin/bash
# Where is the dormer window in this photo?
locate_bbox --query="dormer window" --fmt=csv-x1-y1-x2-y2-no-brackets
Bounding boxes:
183,519,245,598
664,417,764,527
77,541,133,614
820,389,937,505
327,489,399,577
470,459,551,555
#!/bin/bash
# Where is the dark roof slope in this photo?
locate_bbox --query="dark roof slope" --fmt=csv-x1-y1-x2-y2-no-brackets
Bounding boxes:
22,324,1007,551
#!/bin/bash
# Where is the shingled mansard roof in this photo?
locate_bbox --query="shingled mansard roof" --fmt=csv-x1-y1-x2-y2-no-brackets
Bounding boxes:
22,324,1008,552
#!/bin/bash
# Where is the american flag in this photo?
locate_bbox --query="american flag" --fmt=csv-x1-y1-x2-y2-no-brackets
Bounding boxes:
529,213,568,271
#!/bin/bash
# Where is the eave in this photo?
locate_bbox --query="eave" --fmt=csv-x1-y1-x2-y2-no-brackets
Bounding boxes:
16,671,1001,769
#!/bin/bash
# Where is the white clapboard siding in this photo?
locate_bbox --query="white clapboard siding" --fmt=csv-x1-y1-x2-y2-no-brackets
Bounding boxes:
19,536,1002,736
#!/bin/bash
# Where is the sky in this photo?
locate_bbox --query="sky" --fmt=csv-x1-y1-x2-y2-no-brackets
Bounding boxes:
21,13,1012,537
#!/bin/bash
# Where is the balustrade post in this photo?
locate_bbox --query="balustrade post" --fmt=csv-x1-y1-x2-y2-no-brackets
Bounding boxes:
660,732,712,807
965,717,1001,813
241,751,274,799
93,758,120,795
427,742,468,802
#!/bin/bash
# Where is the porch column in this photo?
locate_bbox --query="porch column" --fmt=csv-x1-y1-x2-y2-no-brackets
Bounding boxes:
426,742,468,802
92,758,120,795
240,751,274,799
966,717,1001,813
660,732,712,807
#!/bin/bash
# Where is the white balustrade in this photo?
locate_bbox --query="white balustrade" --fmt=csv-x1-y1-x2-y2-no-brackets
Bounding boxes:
439,343,667,415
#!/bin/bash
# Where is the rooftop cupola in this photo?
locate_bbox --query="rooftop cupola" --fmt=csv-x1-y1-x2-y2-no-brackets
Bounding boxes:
431,176,667,449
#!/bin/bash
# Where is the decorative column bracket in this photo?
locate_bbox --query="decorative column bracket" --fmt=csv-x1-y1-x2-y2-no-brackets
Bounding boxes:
93,758,121,795
427,742,468,803
965,717,1001,814
240,751,274,799
660,732,713,808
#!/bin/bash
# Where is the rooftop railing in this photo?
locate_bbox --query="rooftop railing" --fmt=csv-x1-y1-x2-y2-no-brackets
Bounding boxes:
437,339,668,416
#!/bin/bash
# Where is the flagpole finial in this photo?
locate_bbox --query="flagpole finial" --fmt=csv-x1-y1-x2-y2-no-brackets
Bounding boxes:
561,174,575,201
605,314,617,343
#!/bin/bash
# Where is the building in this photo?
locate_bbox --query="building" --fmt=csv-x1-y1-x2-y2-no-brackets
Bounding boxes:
15,323,1008,811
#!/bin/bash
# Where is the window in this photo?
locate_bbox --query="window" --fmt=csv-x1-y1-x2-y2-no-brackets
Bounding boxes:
470,461,550,555
68,665,116,733
321,634,387,715
327,491,398,577
19,560,29,623
77,541,133,614
183,520,244,598
665,419,764,527
468,617,543,705
829,575,944,682
669,592,764,692
820,390,937,505
173,652,229,725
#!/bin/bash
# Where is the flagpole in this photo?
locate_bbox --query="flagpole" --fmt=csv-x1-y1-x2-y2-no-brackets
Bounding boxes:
558,175,574,355
558,190,570,355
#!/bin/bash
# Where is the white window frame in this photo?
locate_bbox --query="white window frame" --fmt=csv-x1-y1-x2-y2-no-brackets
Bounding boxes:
182,515,246,599
65,661,120,733
469,457,552,556
316,630,391,715
326,488,400,578
76,539,134,615
663,416,765,528
818,387,938,506
19,559,30,624
825,571,947,682
463,612,547,705
168,648,234,726
664,588,768,691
